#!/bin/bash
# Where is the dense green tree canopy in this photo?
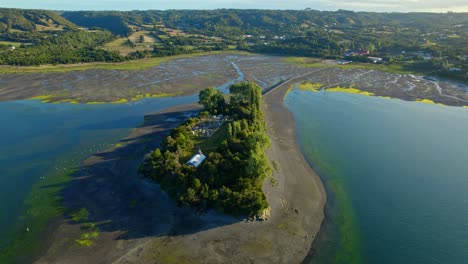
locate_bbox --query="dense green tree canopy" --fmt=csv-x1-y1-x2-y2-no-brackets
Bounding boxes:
140,82,271,217
199,87,226,114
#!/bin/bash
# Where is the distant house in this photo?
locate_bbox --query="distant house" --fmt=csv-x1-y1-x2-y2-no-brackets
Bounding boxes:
344,49,370,57
8,46,15,51
357,49,370,55
186,150,206,167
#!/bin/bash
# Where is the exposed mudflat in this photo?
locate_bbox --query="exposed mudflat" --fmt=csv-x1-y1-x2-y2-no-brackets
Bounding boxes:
1,53,467,106
11,53,468,264
35,96,326,264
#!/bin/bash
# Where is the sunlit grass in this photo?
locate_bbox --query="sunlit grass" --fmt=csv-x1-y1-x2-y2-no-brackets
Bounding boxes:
0,50,250,74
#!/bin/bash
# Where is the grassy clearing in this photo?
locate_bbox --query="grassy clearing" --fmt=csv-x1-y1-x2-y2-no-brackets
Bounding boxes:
102,35,154,56
0,50,250,74
128,31,157,43
193,122,230,155
0,41,24,47
283,56,425,75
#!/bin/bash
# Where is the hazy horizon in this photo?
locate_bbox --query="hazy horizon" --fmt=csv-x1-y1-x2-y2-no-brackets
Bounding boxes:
1,0,467,13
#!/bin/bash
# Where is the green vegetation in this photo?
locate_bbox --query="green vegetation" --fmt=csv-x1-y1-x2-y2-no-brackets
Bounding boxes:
0,50,247,74
139,82,271,217
0,133,126,262
198,87,226,114
0,8,466,81
0,161,75,263
0,30,122,66
71,208,90,222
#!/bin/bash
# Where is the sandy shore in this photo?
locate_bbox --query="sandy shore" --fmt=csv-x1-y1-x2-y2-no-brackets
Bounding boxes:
35,83,326,263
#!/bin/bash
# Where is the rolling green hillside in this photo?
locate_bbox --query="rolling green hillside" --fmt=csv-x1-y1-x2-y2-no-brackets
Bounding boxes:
0,8,77,32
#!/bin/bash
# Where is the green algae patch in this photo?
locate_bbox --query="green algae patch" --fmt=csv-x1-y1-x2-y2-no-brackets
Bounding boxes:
28,92,180,105
284,84,295,98
29,95,53,100
130,92,180,101
298,82,323,92
29,95,82,104
294,124,365,264
326,86,374,96
415,98,436,104
0,160,76,263
75,222,100,247
112,98,129,104
71,208,89,222
75,230,99,247
71,208,100,247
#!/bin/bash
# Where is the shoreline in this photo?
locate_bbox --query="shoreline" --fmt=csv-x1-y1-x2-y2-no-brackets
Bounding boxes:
34,83,326,263
262,79,327,261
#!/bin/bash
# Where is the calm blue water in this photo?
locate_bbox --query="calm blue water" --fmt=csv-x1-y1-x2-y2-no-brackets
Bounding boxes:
285,89,468,264
0,94,198,249
0,60,245,254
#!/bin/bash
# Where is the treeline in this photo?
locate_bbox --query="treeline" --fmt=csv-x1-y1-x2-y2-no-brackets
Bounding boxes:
61,11,131,36
0,8,466,74
0,30,123,65
139,82,271,217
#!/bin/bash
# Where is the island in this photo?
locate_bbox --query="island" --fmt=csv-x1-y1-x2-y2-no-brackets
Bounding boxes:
139,82,272,217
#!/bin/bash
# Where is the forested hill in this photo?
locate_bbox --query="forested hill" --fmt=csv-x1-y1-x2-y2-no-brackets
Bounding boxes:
0,8,76,32
0,8,466,80
61,11,131,35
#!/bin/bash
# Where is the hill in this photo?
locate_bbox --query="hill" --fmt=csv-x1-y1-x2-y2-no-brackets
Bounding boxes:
0,8,77,32
0,8,466,81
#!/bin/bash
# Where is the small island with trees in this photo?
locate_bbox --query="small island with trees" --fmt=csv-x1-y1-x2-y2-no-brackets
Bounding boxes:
139,82,272,217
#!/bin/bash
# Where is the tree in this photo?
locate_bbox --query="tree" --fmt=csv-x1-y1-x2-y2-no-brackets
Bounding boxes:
198,87,225,114
139,35,145,43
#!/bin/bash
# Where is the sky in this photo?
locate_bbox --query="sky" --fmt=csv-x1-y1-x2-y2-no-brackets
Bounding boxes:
1,0,468,13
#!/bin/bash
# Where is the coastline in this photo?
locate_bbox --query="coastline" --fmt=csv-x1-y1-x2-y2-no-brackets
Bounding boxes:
262,79,327,261
34,84,326,263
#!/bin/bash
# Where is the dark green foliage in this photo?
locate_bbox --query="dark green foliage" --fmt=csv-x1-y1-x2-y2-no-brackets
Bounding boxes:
0,30,123,66
198,87,226,114
0,8,465,77
140,82,271,217
0,9,77,32
61,11,131,36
